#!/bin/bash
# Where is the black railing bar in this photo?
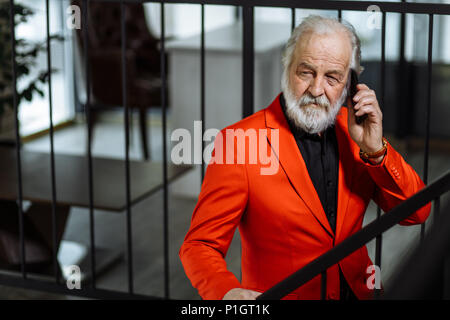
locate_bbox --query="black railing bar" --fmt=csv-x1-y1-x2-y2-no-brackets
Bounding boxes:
396,1,406,139
0,274,160,300
242,5,254,118
291,8,295,32
82,0,96,288
320,270,326,300
421,13,434,243
375,208,382,266
257,170,450,300
380,10,386,113
434,196,440,219
45,0,60,284
420,222,426,242
201,3,205,183
9,0,26,279
374,10,386,300
160,1,170,300
120,0,134,294
66,0,450,15
338,9,342,20
423,13,433,186
374,206,382,300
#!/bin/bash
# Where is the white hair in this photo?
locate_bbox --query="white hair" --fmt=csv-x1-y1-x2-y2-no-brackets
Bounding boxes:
281,15,363,76
280,15,361,134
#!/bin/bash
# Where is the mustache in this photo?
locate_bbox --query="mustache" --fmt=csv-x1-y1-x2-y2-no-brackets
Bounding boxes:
298,93,331,110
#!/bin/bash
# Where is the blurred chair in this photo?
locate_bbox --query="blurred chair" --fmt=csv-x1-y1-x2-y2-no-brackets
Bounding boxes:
73,1,167,160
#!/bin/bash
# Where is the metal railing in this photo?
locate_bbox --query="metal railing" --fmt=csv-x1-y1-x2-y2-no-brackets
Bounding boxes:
4,0,450,299
257,170,450,300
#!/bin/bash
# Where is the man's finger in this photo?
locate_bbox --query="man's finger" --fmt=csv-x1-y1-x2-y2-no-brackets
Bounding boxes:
354,96,376,110
356,83,370,90
247,291,262,299
353,89,374,103
355,105,378,118
223,288,261,300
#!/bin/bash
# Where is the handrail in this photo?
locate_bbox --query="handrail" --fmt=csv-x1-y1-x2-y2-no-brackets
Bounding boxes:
257,170,450,300
81,0,450,15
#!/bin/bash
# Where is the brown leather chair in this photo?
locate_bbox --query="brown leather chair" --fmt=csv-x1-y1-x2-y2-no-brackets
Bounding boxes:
73,1,167,160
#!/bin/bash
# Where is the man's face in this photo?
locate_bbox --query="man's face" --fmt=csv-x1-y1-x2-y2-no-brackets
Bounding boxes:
289,31,351,107
283,30,352,133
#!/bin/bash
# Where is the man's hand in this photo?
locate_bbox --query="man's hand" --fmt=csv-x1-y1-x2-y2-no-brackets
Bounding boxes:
222,288,261,300
347,83,384,163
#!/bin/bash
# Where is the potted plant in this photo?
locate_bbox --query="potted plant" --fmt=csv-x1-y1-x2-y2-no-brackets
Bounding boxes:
0,0,62,143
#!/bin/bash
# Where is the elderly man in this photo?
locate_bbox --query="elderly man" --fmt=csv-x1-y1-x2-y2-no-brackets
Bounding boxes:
179,15,430,300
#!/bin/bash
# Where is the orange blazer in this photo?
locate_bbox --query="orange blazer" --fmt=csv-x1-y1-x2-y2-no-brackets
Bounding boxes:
179,94,431,300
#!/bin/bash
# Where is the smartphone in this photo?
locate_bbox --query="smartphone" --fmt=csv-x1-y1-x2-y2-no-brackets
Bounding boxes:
348,69,367,125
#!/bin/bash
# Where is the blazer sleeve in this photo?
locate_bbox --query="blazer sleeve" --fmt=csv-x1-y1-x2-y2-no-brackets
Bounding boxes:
365,141,431,225
179,129,248,300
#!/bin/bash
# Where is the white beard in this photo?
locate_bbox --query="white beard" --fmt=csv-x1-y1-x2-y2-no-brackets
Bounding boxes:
281,75,347,134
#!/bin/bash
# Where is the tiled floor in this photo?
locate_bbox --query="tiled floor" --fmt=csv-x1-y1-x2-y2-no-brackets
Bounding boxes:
1,109,448,299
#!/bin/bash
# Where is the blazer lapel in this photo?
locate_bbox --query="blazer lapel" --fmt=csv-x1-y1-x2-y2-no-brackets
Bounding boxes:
265,95,334,238
334,107,358,242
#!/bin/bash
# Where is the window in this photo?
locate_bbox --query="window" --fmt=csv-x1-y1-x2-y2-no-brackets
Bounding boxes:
16,0,75,137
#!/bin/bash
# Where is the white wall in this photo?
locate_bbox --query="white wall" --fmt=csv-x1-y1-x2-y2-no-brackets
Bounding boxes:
144,4,235,39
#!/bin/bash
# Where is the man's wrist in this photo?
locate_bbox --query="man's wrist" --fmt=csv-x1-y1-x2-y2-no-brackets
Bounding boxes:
359,138,388,162
367,154,385,165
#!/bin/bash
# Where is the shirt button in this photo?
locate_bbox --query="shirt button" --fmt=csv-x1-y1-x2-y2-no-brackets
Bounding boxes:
328,292,338,300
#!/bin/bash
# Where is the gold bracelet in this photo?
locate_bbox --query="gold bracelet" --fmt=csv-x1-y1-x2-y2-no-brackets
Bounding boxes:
359,137,388,160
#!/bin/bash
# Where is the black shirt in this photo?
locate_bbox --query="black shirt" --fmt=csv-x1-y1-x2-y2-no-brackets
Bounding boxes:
279,94,339,233
279,94,357,300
